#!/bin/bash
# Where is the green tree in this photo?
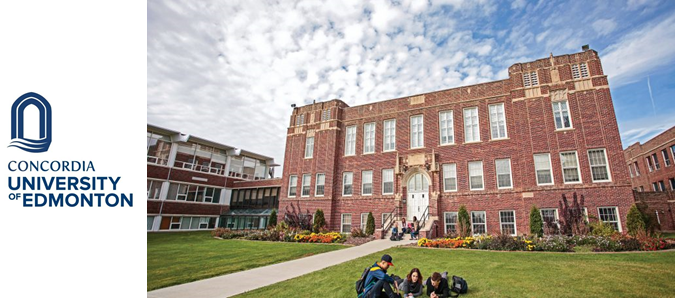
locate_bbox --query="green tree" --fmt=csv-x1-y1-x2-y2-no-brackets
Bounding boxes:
268,209,277,228
530,205,543,237
312,209,326,233
626,204,646,236
366,212,375,235
458,205,471,237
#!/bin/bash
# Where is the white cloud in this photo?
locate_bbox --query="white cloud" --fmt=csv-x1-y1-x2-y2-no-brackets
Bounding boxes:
619,114,675,147
592,19,617,36
602,14,675,87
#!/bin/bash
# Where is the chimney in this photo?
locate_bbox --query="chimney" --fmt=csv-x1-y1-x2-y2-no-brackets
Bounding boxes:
581,44,590,51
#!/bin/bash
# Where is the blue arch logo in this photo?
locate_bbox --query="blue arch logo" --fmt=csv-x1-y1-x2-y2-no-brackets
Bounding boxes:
8,92,52,153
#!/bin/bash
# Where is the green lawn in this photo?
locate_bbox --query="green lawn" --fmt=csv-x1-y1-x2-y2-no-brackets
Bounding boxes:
234,247,675,298
147,231,346,291
661,232,675,239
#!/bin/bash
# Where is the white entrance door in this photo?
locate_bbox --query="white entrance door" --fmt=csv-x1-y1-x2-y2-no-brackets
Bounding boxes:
407,173,429,221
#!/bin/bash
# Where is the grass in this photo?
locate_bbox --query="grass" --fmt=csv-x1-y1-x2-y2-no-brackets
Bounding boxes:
147,231,346,291
234,247,675,298
660,232,675,239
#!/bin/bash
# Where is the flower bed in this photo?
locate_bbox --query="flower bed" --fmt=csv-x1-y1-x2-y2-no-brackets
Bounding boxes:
211,227,346,244
294,232,344,243
417,234,672,252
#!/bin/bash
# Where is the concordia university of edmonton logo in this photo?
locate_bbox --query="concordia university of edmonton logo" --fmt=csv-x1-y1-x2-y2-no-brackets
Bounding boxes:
9,92,52,153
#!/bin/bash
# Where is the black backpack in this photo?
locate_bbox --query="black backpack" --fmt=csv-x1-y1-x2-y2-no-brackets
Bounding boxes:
450,275,468,297
355,267,371,296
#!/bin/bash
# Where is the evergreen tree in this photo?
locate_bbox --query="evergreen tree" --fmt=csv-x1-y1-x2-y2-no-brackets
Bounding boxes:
626,204,646,236
312,209,326,233
530,205,543,237
458,205,471,237
268,209,277,228
366,212,375,235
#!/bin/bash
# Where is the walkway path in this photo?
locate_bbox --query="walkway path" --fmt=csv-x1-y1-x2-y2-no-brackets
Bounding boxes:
147,238,416,298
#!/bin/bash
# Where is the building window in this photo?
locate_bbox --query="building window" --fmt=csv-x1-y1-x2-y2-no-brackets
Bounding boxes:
444,212,458,235
560,151,581,183
345,125,356,156
541,209,559,231
410,115,424,148
382,169,394,195
523,71,539,87
315,174,325,196
662,149,671,167
175,143,229,175
147,132,172,165
552,100,572,129
633,161,640,176
653,182,658,191
341,214,352,233
659,181,666,191
495,158,513,189
646,156,654,172
383,119,396,151
147,216,155,231
628,165,634,178
652,153,660,170
499,210,517,236
598,207,621,232
296,114,304,125
442,163,457,192
362,170,373,195
439,110,454,145
468,161,484,190
669,178,675,190
471,211,487,235
166,183,221,203
321,109,331,121
571,63,589,79
363,123,375,154
305,136,314,158
288,175,298,197
361,213,369,231
343,172,353,196
164,216,216,230
489,103,507,139
588,149,611,182
147,180,162,200
671,145,675,164
464,107,480,143
301,174,311,197
534,153,554,185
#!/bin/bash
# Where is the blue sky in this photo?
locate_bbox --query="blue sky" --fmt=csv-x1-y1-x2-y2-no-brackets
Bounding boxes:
148,0,675,166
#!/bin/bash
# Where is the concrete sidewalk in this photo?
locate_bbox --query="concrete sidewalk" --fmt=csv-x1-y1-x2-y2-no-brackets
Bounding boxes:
147,238,416,298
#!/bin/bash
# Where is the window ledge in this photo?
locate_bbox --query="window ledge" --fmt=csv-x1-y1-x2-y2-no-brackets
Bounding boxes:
439,143,456,147
362,152,375,156
382,150,397,153
555,128,575,132
464,141,482,144
490,138,510,142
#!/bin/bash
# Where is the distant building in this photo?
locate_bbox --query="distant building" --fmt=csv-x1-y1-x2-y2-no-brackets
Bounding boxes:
279,47,634,237
146,124,281,231
624,126,675,230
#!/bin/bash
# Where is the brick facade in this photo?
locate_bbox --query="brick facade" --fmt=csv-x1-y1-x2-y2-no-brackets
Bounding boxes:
624,126,675,192
279,48,634,235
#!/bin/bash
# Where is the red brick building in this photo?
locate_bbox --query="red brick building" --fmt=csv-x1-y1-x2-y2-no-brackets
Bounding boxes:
279,47,634,237
624,126,675,230
146,124,281,231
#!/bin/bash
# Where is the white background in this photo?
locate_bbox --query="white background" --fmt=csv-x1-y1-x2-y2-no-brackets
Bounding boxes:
0,1,146,297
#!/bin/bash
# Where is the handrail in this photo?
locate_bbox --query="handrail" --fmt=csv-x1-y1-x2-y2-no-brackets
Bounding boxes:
419,205,430,232
382,206,399,232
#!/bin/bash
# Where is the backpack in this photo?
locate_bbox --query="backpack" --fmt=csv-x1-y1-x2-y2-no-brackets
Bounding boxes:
355,267,370,296
450,275,468,296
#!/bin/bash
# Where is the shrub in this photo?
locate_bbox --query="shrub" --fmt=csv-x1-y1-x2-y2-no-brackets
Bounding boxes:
350,227,368,238
535,235,572,252
589,219,618,237
457,205,471,237
530,205,543,237
312,209,326,233
366,212,375,236
626,204,646,236
283,202,313,230
558,193,588,236
487,234,527,251
268,209,277,228
211,227,229,238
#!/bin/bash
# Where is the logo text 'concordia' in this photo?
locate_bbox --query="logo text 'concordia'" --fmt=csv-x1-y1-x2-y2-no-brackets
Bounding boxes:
9,92,52,153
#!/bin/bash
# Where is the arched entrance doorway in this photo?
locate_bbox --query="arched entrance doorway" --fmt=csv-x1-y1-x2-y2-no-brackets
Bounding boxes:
406,172,429,221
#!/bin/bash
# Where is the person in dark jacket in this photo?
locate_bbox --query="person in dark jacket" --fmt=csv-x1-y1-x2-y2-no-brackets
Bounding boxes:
398,268,423,297
425,272,450,298
362,254,401,298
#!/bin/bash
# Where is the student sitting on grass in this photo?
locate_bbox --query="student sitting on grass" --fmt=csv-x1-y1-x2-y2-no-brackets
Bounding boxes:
398,268,424,297
425,272,451,298
363,254,401,298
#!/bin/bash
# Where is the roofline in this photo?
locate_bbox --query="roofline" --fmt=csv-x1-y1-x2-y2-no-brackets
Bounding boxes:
147,123,275,162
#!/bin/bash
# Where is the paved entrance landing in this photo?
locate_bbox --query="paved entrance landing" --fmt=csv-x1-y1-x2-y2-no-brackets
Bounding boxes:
147,238,416,298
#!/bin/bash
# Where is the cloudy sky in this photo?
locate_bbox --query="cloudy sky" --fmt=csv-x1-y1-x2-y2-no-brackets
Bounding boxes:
148,0,675,171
